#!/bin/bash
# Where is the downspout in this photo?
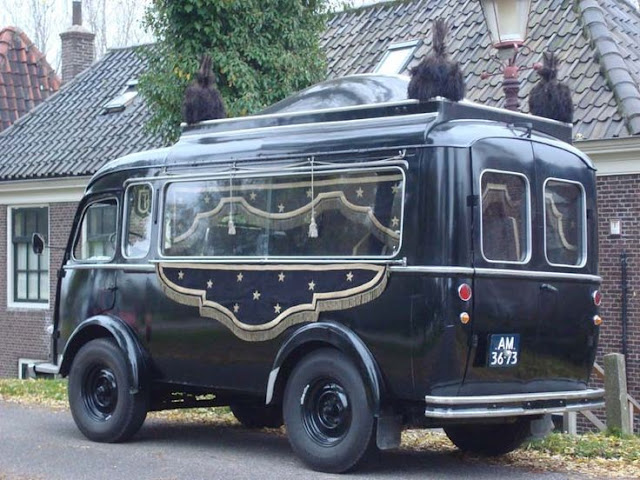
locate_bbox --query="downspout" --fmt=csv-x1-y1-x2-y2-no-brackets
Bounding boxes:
620,251,628,369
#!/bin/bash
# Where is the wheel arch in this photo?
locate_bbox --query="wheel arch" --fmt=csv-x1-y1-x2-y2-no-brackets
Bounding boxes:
266,322,386,415
59,315,149,394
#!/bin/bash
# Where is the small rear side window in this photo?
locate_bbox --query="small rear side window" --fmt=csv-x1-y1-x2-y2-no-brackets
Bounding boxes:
124,184,153,258
480,171,530,263
544,179,586,267
73,198,118,261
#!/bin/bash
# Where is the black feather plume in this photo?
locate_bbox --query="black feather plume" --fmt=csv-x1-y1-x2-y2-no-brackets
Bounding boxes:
182,54,227,124
528,51,573,123
408,19,465,102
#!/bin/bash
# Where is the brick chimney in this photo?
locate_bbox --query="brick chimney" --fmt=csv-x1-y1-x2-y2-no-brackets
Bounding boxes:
60,1,95,84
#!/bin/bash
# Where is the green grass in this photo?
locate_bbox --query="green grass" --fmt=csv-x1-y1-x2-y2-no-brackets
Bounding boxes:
0,378,68,407
526,431,640,461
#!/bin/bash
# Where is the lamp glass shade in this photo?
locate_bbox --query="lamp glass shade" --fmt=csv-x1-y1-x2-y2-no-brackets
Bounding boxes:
480,0,532,48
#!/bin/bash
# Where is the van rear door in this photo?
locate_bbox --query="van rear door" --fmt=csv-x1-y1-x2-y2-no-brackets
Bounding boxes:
461,137,599,395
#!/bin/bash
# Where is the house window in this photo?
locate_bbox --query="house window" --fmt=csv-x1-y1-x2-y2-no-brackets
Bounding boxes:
11,207,49,303
374,41,418,75
73,199,118,261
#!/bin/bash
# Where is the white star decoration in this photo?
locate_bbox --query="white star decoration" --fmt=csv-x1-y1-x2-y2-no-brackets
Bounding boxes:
204,195,211,204
308,280,316,291
306,189,312,198
178,271,185,280
233,303,240,313
392,183,401,194
274,303,282,314
391,217,400,227
253,290,261,300
249,192,257,201
356,187,364,198
278,203,285,213
237,272,244,282
346,272,354,282
206,279,213,289
278,272,285,282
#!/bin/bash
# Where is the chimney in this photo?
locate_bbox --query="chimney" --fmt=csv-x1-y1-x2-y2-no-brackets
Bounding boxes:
60,1,95,84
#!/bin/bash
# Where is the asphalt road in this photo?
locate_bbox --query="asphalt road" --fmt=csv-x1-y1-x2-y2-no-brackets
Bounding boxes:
0,402,576,480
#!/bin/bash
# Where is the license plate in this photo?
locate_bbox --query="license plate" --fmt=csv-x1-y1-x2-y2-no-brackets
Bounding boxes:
488,334,520,367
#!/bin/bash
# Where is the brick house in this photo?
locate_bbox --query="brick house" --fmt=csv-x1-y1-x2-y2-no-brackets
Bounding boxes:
0,27,60,132
1,0,639,421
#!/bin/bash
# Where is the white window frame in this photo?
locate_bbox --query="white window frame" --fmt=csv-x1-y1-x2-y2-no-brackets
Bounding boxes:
479,169,532,265
543,177,588,269
374,40,419,75
7,204,50,310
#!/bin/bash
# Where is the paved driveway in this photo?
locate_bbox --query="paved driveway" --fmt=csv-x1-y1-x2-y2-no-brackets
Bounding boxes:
1,402,578,480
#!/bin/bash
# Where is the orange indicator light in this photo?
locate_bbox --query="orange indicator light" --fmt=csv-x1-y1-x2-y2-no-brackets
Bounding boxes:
593,315,602,326
460,312,470,324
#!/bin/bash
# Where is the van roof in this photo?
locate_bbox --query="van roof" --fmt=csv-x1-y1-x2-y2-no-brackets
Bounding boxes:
92,75,592,183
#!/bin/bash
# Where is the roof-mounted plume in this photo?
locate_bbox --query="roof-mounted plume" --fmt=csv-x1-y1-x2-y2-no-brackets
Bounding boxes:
528,51,573,123
182,54,227,124
407,19,465,102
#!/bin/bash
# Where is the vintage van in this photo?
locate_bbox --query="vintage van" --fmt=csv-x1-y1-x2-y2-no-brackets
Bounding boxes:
36,74,604,473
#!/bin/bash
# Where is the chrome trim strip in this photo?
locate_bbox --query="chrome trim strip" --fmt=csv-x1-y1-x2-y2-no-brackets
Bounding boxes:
265,367,280,405
424,401,605,419
474,268,601,282
150,258,405,265
424,388,604,406
64,264,155,272
389,266,474,275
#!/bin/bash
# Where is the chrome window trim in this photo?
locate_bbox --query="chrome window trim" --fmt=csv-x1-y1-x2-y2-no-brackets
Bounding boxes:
70,196,120,264
64,263,155,272
474,267,600,283
479,169,532,265
122,182,154,260
158,165,407,261
389,266,474,276
543,177,588,269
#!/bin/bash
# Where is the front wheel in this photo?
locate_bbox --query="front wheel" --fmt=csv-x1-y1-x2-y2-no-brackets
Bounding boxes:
444,419,531,456
283,349,375,473
68,338,148,443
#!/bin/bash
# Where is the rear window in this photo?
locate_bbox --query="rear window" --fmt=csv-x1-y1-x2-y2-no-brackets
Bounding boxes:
544,179,586,267
480,171,530,263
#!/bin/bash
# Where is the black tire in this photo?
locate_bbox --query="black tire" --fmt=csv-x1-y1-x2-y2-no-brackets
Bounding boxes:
230,402,283,429
283,349,375,473
444,419,531,456
68,338,148,443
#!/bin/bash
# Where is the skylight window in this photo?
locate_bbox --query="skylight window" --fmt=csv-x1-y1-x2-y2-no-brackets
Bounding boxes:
103,79,139,114
374,41,419,75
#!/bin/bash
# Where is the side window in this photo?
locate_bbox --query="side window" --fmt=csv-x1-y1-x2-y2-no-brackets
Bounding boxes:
73,199,118,261
162,168,404,258
544,179,585,267
124,184,153,258
480,171,530,263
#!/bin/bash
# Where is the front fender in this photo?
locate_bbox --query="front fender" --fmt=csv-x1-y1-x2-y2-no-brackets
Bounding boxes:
59,315,148,394
266,322,385,414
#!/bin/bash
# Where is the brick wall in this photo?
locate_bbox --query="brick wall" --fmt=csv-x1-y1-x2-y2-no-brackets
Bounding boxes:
0,202,78,377
595,174,640,402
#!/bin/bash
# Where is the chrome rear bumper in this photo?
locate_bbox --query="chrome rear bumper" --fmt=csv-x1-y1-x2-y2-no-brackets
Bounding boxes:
33,362,60,375
424,388,605,419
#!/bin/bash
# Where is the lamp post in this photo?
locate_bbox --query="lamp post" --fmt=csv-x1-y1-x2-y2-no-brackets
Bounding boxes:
479,0,533,111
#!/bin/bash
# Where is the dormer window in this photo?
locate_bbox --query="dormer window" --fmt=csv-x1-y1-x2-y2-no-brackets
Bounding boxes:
103,79,138,113
374,41,419,75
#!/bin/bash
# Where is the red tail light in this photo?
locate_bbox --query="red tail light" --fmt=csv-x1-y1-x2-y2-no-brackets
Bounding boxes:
592,290,602,306
458,283,472,302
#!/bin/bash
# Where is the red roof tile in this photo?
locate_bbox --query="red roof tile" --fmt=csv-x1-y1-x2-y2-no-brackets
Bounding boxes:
0,26,60,132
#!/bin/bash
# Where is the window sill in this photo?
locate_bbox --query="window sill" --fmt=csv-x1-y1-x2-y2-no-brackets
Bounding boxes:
7,301,50,311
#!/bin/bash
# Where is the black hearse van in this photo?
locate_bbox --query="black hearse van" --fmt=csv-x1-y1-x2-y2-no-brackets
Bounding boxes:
36,74,604,473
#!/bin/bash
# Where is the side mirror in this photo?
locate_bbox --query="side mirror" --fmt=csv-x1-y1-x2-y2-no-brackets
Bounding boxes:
32,233,45,255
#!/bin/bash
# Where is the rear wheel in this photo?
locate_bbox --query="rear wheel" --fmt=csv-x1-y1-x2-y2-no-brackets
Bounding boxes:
230,402,283,428
68,338,148,443
283,349,375,473
444,419,531,456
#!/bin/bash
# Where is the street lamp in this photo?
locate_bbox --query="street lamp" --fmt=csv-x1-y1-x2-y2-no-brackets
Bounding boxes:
479,0,533,111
